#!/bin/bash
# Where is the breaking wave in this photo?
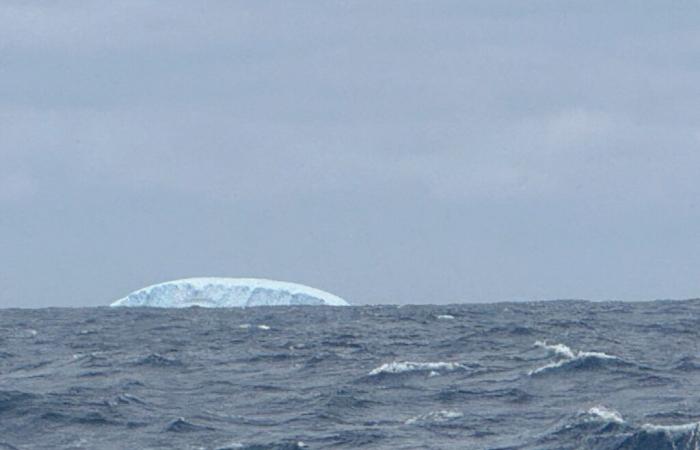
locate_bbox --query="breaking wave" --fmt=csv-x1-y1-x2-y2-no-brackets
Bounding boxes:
368,361,467,376
436,315,455,320
587,405,624,424
529,341,621,375
405,410,463,425
534,405,700,449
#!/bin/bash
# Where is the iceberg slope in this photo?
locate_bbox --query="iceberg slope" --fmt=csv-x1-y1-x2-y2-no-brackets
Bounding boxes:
111,278,349,308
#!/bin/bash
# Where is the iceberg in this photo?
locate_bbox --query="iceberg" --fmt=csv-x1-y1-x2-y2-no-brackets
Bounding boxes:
111,277,349,308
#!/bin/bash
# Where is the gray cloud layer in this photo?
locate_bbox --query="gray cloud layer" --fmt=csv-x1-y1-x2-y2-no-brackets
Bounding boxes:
2,1,699,306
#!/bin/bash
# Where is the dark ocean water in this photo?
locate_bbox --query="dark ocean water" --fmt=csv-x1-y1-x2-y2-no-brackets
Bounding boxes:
2,300,700,449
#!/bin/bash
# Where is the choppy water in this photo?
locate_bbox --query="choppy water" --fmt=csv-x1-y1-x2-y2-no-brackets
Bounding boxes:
2,300,700,449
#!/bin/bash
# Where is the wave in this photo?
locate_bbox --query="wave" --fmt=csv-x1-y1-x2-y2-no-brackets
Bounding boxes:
316,429,386,447
222,442,307,450
214,442,245,450
535,406,700,449
368,361,467,376
71,352,112,368
0,390,36,415
435,387,533,404
238,323,271,330
40,411,117,426
165,417,216,433
674,356,700,371
132,353,183,368
436,315,455,320
529,341,620,375
625,421,700,449
405,410,463,425
0,328,37,339
586,406,624,424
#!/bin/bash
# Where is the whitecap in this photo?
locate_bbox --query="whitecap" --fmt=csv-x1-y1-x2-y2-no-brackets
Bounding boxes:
436,314,455,320
534,340,576,359
4,328,38,339
529,341,618,375
587,406,625,424
369,361,466,376
641,421,700,433
257,325,270,330
405,410,463,425
621,421,700,447
215,443,244,450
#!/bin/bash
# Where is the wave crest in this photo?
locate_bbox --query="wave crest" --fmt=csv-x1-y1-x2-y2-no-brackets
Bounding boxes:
586,406,625,424
529,341,619,375
405,410,463,425
534,405,700,449
369,361,466,376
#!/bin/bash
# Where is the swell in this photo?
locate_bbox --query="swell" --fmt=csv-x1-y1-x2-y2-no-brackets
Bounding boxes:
531,406,700,450
2,302,700,449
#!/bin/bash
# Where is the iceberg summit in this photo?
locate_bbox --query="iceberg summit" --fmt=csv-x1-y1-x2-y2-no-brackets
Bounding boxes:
111,277,349,308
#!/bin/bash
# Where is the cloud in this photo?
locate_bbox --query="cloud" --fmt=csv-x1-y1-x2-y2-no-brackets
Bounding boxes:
1,102,699,208
2,1,700,305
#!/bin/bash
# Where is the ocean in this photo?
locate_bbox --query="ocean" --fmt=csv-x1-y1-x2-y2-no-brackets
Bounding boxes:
2,300,700,449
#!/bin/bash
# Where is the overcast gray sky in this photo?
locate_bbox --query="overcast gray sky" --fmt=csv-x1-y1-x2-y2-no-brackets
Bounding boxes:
1,1,699,307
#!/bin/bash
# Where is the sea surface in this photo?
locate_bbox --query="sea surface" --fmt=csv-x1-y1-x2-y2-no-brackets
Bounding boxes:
2,300,700,449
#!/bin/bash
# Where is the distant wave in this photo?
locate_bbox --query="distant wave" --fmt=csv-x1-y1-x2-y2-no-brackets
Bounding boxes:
165,417,216,433
0,328,37,339
239,323,271,330
436,315,455,320
673,356,700,371
131,353,183,368
369,361,467,376
405,410,463,425
529,341,620,375
213,440,307,450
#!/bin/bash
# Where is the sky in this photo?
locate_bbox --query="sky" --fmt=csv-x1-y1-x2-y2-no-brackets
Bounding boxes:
1,1,700,307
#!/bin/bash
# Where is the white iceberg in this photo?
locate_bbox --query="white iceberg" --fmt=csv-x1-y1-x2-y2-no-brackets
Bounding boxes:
111,277,349,308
